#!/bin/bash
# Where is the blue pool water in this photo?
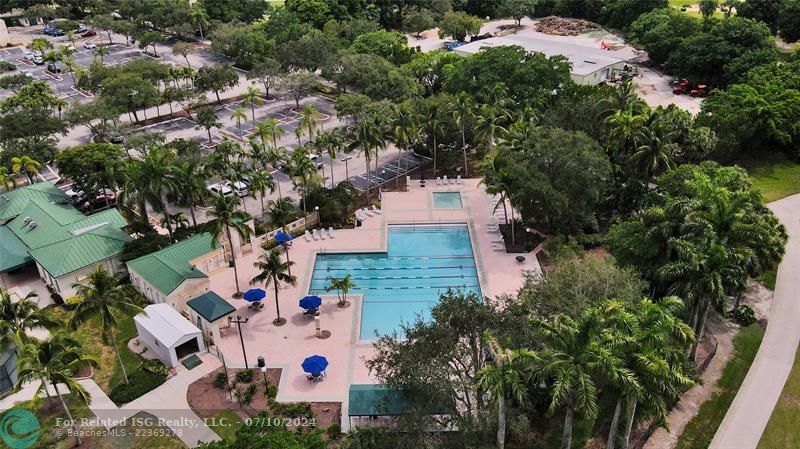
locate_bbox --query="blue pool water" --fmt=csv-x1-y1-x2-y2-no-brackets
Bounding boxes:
433,191,463,208
309,225,480,339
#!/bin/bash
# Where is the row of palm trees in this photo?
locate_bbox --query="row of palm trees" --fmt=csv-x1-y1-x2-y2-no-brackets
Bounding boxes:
0,155,42,189
1,267,145,446
477,297,694,449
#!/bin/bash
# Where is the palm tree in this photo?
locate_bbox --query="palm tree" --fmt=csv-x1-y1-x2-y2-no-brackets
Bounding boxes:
11,155,41,184
0,166,13,190
605,110,648,161
173,161,209,228
480,153,517,245
244,85,264,128
93,45,108,63
474,104,510,154
189,3,210,39
349,117,386,203
326,275,355,308
195,107,222,143
423,100,446,177
265,146,288,199
0,289,57,349
257,117,285,151
62,57,77,86
629,126,677,180
248,169,276,218
531,308,636,449
120,146,178,232
477,333,537,449
315,131,343,188
452,93,474,175
16,332,98,446
207,193,253,298
251,248,297,325
70,267,144,385
391,104,421,186
298,103,319,143
269,197,296,228
231,107,248,138
286,147,318,215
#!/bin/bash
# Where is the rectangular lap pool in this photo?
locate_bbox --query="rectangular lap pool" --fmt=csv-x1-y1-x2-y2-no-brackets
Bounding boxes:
433,191,463,208
309,224,480,339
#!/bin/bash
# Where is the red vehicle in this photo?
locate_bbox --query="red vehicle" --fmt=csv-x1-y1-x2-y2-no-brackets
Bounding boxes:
82,29,97,37
690,84,709,97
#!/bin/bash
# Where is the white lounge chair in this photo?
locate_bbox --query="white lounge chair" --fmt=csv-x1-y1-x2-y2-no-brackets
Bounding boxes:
365,207,375,217
443,175,448,184
372,205,382,214
436,177,442,185
327,227,335,238
311,229,319,241
457,175,462,184
318,228,326,240
304,233,311,242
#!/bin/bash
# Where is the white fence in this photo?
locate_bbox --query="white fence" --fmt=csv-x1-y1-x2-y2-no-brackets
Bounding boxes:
244,212,320,252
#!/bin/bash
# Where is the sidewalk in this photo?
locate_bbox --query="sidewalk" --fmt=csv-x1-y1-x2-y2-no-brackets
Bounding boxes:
80,353,222,447
710,194,800,448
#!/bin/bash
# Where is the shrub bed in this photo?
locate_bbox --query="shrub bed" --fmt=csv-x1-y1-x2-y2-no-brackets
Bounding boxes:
109,370,167,405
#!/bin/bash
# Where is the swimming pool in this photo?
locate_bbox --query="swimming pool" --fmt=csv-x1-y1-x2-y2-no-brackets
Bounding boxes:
433,191,463,208
308,224,480,339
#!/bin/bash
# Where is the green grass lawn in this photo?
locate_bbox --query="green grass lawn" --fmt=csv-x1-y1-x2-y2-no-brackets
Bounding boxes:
758,339,800,448
209,410,244,442
742,155,800,203
0,394,94,449
676,324,765,449
43,305,142,393
758,268,778,290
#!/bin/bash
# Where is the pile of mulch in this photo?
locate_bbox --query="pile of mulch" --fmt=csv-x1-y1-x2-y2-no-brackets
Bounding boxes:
535,16,600,35
186,367,342,430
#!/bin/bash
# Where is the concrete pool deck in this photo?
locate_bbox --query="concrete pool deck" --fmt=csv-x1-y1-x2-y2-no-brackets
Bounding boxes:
210,178,541,427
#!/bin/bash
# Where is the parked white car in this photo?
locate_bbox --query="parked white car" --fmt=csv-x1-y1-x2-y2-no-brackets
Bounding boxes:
23,51,34,60
226,181,249,197
207,182,233,196
84,43,97,50
309,153,324,169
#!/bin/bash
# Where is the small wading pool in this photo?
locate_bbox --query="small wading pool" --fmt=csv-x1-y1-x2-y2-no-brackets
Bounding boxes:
433,191,463,209
309,224,480,339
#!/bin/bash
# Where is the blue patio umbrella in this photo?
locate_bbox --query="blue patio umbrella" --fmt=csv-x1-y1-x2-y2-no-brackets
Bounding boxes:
275,230,294,244
301,355,329,374
299,295,322,310
242,288,266,303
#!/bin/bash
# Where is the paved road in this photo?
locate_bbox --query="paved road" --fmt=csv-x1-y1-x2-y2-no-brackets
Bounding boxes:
710,194,800,448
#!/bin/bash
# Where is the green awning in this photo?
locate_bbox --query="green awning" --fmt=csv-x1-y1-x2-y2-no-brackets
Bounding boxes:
0,225,31,272
187,292,235,323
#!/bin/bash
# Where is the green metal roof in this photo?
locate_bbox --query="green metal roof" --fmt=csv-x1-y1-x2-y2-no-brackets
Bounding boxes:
0,182,68,222
28,228,131,277
187,292,235,322
7,199,83,249
126,233,220,296
0,225,31,272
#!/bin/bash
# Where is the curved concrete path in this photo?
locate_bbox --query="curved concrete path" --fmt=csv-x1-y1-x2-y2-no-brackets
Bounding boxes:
710,194,800,448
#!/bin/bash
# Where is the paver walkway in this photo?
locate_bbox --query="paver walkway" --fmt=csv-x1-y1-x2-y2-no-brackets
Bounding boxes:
710,194,800,448
80,353,222,447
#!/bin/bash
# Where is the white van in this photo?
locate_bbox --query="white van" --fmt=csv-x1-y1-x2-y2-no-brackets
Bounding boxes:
226,181,249,197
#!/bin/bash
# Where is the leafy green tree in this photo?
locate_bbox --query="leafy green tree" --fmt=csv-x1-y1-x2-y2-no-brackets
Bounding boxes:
195,411,326,448
286,0,331,28
403,8,435,38
486,127,612,235
70,267,144,385
737,0,781,33
778,0,800,42
276,29,339,72
195,64,239,101
402,49,462,95
207,193,253,297
56,143,125,206
326,274,355,307
699,0,718,20
189,2,210,39
16,332,98,447
437,11,482,42
137,30,163,56
195,107,222,143
627,8,701,65
351,30,414,65
251,248,297,325
281,70,318,108
172,42,195,69
500,0,536,26
246,58,282,98
210,22,276,70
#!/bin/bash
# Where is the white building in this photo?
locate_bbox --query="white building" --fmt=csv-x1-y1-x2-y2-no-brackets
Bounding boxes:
134,304,205,367
453,34,629,85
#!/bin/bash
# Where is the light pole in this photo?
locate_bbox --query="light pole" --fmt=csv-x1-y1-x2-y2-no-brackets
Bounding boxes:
340,156,352,181
228,315,249,369
380,170,386,199
257,356,268,392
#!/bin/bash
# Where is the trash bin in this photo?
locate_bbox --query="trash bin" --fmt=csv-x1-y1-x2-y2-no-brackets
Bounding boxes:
356,219,362,227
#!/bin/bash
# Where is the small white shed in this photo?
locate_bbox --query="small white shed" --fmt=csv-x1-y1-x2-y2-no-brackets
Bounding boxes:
134,304,205,368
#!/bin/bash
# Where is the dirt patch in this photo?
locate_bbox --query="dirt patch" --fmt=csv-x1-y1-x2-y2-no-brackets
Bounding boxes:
535,16,600,36
186,367,342,431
